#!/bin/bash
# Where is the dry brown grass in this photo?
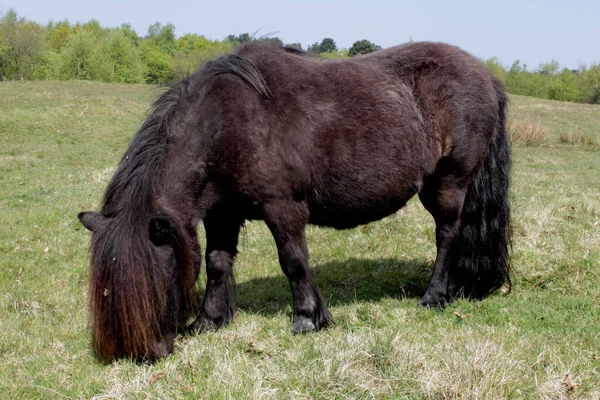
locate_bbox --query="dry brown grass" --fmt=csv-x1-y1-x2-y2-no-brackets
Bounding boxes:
559,130,599,147
507,118,549,147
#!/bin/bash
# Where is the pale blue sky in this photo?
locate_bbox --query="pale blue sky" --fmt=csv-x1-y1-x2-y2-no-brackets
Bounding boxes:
3,0,598,69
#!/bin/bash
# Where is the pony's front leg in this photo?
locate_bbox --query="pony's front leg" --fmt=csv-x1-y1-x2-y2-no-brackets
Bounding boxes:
264,201,334,334
189,211,241,332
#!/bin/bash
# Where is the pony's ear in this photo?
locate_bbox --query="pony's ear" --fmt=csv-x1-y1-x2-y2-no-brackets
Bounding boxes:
149,215,174,247
78,211,107,232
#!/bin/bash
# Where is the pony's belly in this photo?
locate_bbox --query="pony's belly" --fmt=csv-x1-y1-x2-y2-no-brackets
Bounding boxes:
307,195,412,230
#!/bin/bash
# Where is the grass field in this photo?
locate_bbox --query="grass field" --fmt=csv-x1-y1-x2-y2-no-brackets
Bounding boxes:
1,81,599,399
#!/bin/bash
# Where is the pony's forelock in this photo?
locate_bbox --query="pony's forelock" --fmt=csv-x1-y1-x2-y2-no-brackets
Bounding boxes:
88,82,201,361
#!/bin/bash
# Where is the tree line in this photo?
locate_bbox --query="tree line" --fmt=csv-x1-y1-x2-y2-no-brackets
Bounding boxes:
1,9,598,104
0,9,382,84
486,58,600,104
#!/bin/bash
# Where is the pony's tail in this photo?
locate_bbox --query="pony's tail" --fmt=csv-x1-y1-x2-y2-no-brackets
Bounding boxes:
451,79,512,299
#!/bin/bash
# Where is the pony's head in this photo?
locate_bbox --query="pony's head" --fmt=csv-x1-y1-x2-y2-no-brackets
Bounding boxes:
77,50,272,361
76,76,203,362
78,210,200,362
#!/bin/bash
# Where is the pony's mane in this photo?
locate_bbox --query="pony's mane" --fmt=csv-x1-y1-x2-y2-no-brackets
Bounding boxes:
189,51,272,99
102,87,179,217
104,50,271,216
90,51,272,360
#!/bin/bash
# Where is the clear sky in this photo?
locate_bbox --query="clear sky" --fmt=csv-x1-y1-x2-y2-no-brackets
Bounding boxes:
3,0,598,70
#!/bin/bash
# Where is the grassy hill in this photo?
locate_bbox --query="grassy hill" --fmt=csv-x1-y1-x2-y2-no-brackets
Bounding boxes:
1,81,599,398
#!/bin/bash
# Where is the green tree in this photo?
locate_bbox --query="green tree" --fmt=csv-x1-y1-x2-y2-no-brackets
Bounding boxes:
31,49,60,80
46,19,71,52
546,68,580,102
308,38,337,54
102,29,144,83
259,36,283,47
348,39,381,57
484,57,507,84
505,60,530,96
0,9,46,80
83,19,103,37
225,33,251,46
224,33,283,48
57,29,103,80
537,60,560,75
173,39,232,80
176,33,212,54
579,64,600,104
319,38,337,53
0,28,7,80
119,23,139,46
147,22,176,55
140,39,174,83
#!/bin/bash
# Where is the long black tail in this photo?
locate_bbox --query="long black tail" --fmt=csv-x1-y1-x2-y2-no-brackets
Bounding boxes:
451,79,512,299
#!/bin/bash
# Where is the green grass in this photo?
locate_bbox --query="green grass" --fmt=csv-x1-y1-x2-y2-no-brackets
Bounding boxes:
1,81,599,399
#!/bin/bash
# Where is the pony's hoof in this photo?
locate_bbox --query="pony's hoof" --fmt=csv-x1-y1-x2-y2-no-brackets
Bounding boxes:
188,316,220,333
419,295,445,310
292,317,316,334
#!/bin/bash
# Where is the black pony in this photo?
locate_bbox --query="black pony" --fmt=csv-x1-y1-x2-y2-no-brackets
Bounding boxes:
78,41,511,361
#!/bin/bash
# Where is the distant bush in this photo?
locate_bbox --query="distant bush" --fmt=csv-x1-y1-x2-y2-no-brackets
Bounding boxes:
319,49,349,59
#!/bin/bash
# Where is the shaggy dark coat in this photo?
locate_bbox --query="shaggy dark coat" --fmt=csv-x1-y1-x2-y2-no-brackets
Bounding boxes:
79,41,511,361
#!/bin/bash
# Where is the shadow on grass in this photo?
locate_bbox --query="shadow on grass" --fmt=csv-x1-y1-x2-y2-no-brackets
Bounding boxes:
234,258,433,316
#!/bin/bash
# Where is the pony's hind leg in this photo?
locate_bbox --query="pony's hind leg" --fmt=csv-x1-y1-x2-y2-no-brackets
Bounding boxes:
418,159,469,308
189,209,241,332
263,201,334,334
